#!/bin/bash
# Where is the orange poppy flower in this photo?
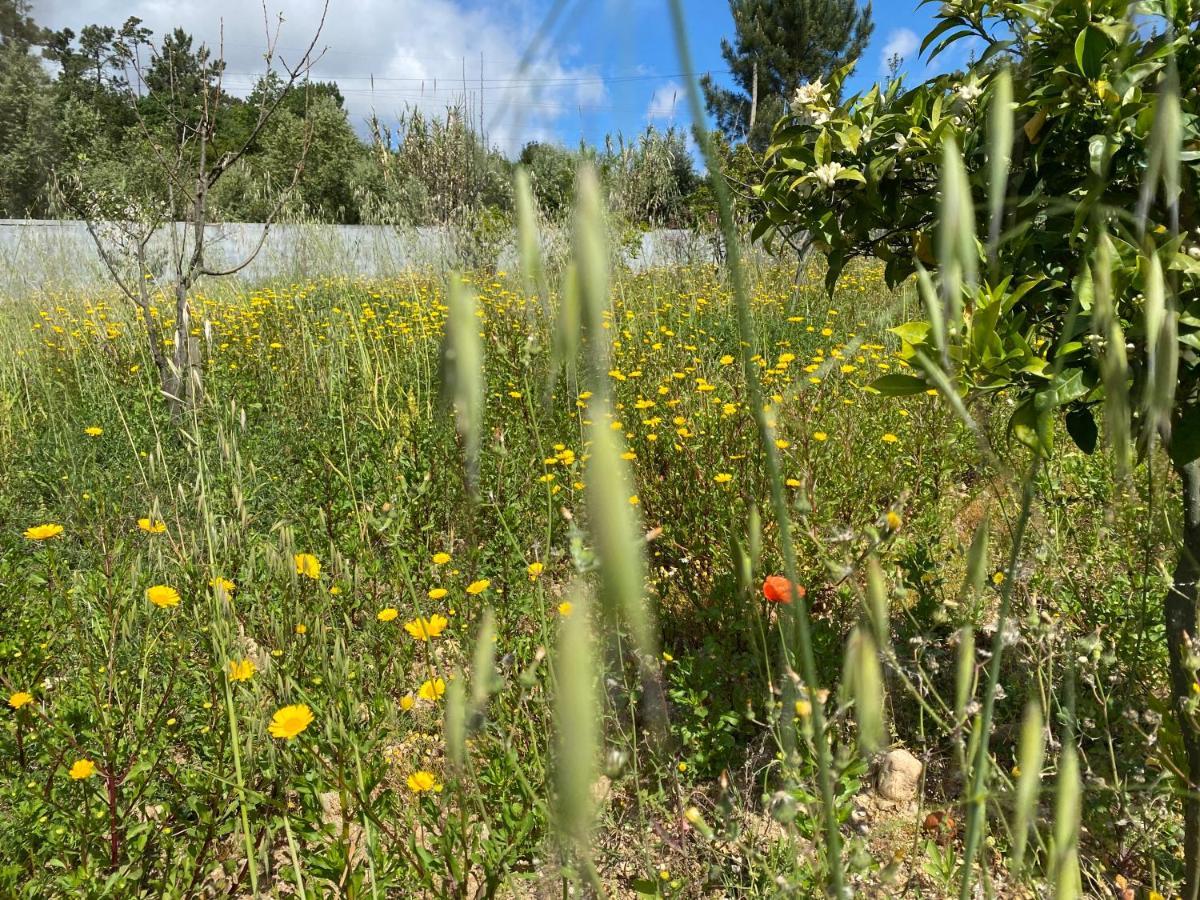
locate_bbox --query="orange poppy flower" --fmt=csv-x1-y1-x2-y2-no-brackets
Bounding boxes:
762,575,804,604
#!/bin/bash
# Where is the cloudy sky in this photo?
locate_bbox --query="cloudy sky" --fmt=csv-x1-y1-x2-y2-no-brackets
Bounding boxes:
30,0,953,155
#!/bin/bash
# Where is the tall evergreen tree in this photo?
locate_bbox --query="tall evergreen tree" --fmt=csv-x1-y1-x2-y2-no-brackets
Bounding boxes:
701,0,873,150
0,0,55,216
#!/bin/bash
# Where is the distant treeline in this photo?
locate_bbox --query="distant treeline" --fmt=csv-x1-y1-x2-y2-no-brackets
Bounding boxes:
0,1,762,231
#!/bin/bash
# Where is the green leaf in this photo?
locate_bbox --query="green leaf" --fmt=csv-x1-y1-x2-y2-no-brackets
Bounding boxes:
987,68,1013,256
920,16,964,57
814,130,831,165
843,627,885,754
631,879,663,897
1074,26,1111,79
1170,405,1200,466
1065,407,1098,454
930,29,976,62
1035,369,1088,411
890,320,931,347
837,124,863,153
869,373,929,396
1011,702,1045,873
1009,398,1053,454
1171,252,1200,276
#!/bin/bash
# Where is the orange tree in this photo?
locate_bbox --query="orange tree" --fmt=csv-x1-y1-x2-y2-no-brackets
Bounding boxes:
754,0,1200,892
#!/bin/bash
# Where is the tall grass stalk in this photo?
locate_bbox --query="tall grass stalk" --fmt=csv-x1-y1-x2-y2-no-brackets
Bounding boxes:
553,586,602,894
666,1,846,892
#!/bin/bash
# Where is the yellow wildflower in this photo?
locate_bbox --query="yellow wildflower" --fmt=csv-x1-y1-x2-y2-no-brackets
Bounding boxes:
228,659,256,682
146,585,181,609
294,553,321,579
404,614,449,640
407,770,443,793
23,523,63,541
418,677,447,701
268,704,314,740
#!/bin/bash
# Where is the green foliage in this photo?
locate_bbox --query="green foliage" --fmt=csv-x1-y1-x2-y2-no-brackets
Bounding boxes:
0,3,720,231
0,251,1185,895
756,0,1200,458
368,106,513,228
603,126,700,228
755,0,1200,892
518,141,578,221
0,30,56,216
686,131,763,230
701,0,873,150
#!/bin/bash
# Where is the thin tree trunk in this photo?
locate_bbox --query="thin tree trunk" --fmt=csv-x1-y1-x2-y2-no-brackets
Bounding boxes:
169,280,202,418
133,242,176,407
1167,458,1200,900
749,62,758,131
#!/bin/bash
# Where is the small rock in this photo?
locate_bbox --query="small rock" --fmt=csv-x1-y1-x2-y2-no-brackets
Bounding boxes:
590,775,612,806
875,749,922,801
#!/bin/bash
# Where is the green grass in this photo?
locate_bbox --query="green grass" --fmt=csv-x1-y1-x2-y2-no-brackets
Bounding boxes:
0,259,1181,897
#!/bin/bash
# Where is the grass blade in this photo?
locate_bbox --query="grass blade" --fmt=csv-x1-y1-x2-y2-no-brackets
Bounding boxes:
553,586,601,889
443,277,484,488
986,67,1013,274
1011,700,1045,872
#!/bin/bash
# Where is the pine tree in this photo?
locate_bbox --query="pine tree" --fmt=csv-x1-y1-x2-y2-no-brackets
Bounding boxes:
701,0,873,150
0,0,55,216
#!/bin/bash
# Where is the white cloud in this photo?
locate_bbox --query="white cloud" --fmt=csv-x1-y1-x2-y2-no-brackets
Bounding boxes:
645,80,681,122
32,0,608,155
879,28,920,76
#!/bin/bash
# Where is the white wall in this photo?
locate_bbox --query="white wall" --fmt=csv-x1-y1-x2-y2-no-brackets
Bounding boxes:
0,220,718,298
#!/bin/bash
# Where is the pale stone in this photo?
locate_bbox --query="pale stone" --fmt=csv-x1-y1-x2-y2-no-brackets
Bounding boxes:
876,749,922,801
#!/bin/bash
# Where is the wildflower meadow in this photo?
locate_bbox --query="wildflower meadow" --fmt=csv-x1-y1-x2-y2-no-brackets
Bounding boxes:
0,246,1180,896
2,0,1199,897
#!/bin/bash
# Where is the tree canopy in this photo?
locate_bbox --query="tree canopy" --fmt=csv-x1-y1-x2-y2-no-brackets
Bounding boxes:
752,0,1200,888
701,0,873,151
0,0,710,229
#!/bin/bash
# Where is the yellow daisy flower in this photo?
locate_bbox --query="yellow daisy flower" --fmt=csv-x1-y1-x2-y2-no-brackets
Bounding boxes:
228,659,256,682
406,770,443,793
418,677,446,702
268,704,314,740
404,614,449,640
294,553,321,579
146,585,181,609
23,523,63,541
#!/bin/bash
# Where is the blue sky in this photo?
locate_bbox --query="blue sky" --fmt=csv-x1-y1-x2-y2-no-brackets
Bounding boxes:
530,0,947,147
33,0,957,154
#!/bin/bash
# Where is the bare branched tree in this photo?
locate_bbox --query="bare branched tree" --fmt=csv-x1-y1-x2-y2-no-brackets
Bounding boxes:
61,2,328,418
